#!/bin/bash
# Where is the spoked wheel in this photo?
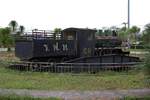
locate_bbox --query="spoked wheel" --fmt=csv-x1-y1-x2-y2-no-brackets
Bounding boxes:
47,58,55,72
30,59,40,72
31,63,39,72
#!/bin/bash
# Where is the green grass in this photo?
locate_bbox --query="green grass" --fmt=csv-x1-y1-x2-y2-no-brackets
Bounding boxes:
0,52,149,90
0,65,149,90
0,95,61,100
123,48,148,60
129,48,149,52
124,96,150,100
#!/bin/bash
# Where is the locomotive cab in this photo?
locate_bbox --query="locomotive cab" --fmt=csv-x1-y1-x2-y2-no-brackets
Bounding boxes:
62,28,96,57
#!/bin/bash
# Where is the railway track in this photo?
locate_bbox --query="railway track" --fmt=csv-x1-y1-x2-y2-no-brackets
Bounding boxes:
8,61,141,73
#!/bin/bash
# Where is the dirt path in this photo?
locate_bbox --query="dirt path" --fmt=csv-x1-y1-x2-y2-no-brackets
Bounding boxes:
0,88,150,100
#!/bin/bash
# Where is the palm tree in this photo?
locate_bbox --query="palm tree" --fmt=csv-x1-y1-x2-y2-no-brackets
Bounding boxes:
19,25,25,34
118,27,129,41
9,20,18,33
129,26,140,48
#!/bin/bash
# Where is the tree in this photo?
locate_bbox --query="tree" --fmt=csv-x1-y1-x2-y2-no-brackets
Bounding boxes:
0,28,3,47
9,20,18,33
16,25,25,36
0,27,14,49
54,28,62,40
128,26,140,43
144,50,150,75
142,23,150,48
19,25,25,34
118,27,129,41
54,28,61,33
141,24,150,75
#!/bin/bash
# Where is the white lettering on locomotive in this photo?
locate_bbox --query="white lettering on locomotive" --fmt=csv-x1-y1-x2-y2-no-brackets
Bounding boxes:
62,44,68,51
44,42,68,52
43,44,49,52
53,42,60,51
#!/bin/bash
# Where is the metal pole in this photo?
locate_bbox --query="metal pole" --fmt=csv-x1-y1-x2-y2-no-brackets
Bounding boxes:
128,0,130,28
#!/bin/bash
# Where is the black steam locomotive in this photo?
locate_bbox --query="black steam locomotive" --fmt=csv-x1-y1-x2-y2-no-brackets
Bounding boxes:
15,28,140,64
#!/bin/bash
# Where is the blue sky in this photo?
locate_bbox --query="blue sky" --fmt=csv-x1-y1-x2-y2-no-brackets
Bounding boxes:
0,0,150,30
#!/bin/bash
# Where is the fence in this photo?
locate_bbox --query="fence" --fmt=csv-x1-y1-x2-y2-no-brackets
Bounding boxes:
7,61,140,74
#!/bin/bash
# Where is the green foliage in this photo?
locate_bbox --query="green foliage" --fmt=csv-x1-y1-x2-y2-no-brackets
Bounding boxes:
142,24,150,47
118,26,140,43
54,28,61,33
15,25,25,37
118,27,129,40
54,28,62,40
129,26,140,33
0,20,25,48
9,20,18,32
144,49,150,75
139,24,150,74
124,96,150,100
18,25,25,34
128,26,140,43
0,27,14,47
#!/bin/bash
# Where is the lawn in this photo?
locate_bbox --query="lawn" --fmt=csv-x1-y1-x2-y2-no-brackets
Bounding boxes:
129,49,149,60
129,48,148,52
0,51,149,90
125,96,150,100
0,64,149,90
0,95,61,100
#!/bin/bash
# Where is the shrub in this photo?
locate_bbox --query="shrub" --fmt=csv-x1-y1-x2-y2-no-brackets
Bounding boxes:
144,49,150,75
